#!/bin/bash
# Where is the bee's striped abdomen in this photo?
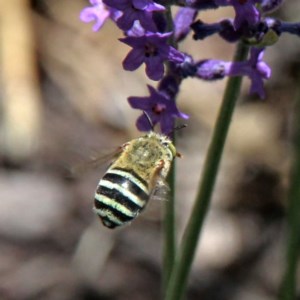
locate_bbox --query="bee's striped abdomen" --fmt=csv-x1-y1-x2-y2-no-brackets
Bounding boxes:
94,168,149,229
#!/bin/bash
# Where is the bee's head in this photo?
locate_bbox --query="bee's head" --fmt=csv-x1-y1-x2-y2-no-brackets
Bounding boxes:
158,135,177,160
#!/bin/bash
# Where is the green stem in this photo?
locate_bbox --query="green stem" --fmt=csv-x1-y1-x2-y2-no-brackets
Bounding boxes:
164,41,249,300
163,133,177,291
162,6,179,293
279,71,300,300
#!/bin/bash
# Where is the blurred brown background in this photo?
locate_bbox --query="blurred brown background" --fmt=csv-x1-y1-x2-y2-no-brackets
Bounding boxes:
0,0,300,299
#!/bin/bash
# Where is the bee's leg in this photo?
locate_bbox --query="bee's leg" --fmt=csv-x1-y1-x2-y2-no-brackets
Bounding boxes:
149,159,165,190
156,159,165,170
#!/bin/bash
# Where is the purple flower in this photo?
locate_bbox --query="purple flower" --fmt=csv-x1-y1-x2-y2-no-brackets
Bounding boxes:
241,47,271,97
120,32,185,81
196,59,229,80
80,0,120,31
174,7,198,42
191,19,223,40
214,0,261,29
128,85,188,134
277,21,300,37
196,47,271,98
103,0,165,31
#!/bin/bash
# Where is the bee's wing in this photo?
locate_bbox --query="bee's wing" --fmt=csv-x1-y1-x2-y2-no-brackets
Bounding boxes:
70,148,122,177
150,178,170,202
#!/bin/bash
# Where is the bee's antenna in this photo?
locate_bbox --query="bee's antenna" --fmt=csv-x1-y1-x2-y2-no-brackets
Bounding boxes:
173,124,187,132
166,123,187,137
143,111,154,131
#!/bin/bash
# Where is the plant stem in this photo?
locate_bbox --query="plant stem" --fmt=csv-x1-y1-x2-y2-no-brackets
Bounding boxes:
163,133,177,291
279,70,300,300
162,6,178,293
164,41,249,300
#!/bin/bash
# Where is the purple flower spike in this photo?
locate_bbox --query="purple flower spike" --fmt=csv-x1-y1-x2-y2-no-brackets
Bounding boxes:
128,85,188,134
80,0,113,31
103,0,165,31
120,32,185,81
196,47,271,98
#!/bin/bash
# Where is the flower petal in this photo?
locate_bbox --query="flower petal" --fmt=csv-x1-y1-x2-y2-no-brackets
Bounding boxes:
160,113,174,134
123,49,145,71
174,7,197,42
167,47,185,63
136,114,155,131
249,75,265,98
133,0,165,11
128,96,153,110
80,5,110,31
145,57,164,80
116,12,135,30
139,12,157,32
176,111,189,119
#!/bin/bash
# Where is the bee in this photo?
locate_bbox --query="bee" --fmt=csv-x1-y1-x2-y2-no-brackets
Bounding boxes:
93,131,180,229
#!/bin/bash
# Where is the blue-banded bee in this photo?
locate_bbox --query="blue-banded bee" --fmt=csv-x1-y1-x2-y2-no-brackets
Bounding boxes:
93,131,179,229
